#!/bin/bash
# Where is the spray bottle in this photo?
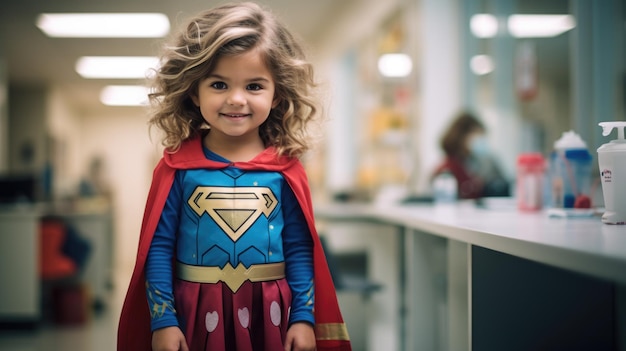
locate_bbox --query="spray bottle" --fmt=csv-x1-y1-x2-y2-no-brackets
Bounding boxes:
597,122,626,224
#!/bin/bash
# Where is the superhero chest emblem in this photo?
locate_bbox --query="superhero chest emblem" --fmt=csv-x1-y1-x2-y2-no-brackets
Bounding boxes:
187,186,278,242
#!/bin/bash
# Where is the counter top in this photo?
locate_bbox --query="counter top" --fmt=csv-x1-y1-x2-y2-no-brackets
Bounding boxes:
315,202,626,285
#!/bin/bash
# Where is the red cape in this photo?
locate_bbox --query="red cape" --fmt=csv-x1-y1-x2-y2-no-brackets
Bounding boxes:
117,136,351,350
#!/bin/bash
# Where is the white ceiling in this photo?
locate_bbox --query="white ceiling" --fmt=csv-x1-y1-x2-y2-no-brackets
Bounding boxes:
0,0,358,115
0,0,582,118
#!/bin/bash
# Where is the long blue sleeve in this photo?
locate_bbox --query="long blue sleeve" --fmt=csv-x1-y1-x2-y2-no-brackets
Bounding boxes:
145,172,182,331
281,182,315,326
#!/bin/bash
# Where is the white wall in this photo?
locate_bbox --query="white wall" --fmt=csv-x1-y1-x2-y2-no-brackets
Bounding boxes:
47,88,82,196
76,109,159,272
45,89,159,274
416,0,462,192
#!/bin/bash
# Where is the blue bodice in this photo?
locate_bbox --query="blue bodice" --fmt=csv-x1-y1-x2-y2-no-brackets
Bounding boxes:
176,167,287,268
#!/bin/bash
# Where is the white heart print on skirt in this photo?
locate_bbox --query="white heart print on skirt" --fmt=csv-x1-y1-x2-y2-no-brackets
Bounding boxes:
238,307,250,329
205,311,219,333
270,301,281,326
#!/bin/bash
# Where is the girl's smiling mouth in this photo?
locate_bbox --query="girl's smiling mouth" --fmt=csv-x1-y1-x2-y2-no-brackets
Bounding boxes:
220,113,250,118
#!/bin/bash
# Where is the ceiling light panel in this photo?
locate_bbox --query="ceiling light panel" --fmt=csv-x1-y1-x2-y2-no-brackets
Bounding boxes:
470,14,499,38
75,56,160,79
508,15,576,38
100,85,150,106
36,13,170,38
378,53,413,78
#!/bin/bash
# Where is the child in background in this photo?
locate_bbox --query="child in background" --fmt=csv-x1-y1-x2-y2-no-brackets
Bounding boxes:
117,3,351,351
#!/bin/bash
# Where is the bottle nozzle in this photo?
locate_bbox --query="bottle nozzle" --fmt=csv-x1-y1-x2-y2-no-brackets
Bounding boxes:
599,122,626,140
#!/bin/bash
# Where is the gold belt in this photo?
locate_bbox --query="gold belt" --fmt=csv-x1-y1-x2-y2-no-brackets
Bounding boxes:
176,261,285,293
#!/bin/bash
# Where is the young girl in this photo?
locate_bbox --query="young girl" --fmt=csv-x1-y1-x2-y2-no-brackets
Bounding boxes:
117,2,351,351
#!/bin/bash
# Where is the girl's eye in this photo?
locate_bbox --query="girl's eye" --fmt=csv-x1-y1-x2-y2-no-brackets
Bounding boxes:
247,83,262,91
210,81,227,90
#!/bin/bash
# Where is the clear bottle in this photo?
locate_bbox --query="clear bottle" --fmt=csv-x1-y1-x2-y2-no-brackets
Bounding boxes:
433,171,458,204
549,131,592,208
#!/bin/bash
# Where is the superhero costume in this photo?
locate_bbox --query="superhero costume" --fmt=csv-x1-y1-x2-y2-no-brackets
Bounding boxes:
145,147,315,349
117,134,351,351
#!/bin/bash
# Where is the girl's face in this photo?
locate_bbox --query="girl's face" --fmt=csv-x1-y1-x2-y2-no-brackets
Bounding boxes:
192,49,278,144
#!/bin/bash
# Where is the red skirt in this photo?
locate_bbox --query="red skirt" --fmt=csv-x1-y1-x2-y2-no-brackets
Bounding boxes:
174,278,292,351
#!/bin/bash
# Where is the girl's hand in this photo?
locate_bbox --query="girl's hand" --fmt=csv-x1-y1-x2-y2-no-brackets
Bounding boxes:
152,326,189,351
284,322,316,351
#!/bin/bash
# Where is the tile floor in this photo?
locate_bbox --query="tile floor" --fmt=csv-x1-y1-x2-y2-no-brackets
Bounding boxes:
0,270,128,351
0,311,118,351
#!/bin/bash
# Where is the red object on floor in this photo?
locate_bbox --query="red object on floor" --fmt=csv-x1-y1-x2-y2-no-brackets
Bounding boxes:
39,219,77,280
52,284,89,325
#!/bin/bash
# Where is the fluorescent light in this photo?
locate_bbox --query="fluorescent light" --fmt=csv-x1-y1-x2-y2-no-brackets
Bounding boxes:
470,14,499,38
378,53,413,78
100,85,150,106
470,55,495,75
508,14,576,38
76,56,159,79
36,13,169,38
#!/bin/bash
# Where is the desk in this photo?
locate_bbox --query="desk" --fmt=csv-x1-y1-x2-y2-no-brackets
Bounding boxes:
0,203,112,325
315,202,626,351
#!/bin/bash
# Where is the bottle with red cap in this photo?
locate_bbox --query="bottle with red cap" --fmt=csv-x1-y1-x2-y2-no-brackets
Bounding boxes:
517,153,546,211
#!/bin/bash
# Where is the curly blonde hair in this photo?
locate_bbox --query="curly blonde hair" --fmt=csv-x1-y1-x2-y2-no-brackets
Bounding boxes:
148,2,318,158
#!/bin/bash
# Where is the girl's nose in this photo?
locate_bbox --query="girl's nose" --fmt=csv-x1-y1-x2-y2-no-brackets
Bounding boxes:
226,89,246,106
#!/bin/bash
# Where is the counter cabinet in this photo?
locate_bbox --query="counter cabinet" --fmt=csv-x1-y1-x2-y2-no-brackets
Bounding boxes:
0,210,40,327
315,202,626,351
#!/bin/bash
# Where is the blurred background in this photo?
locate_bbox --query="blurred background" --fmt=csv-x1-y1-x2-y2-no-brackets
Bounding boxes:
0,0,624,350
